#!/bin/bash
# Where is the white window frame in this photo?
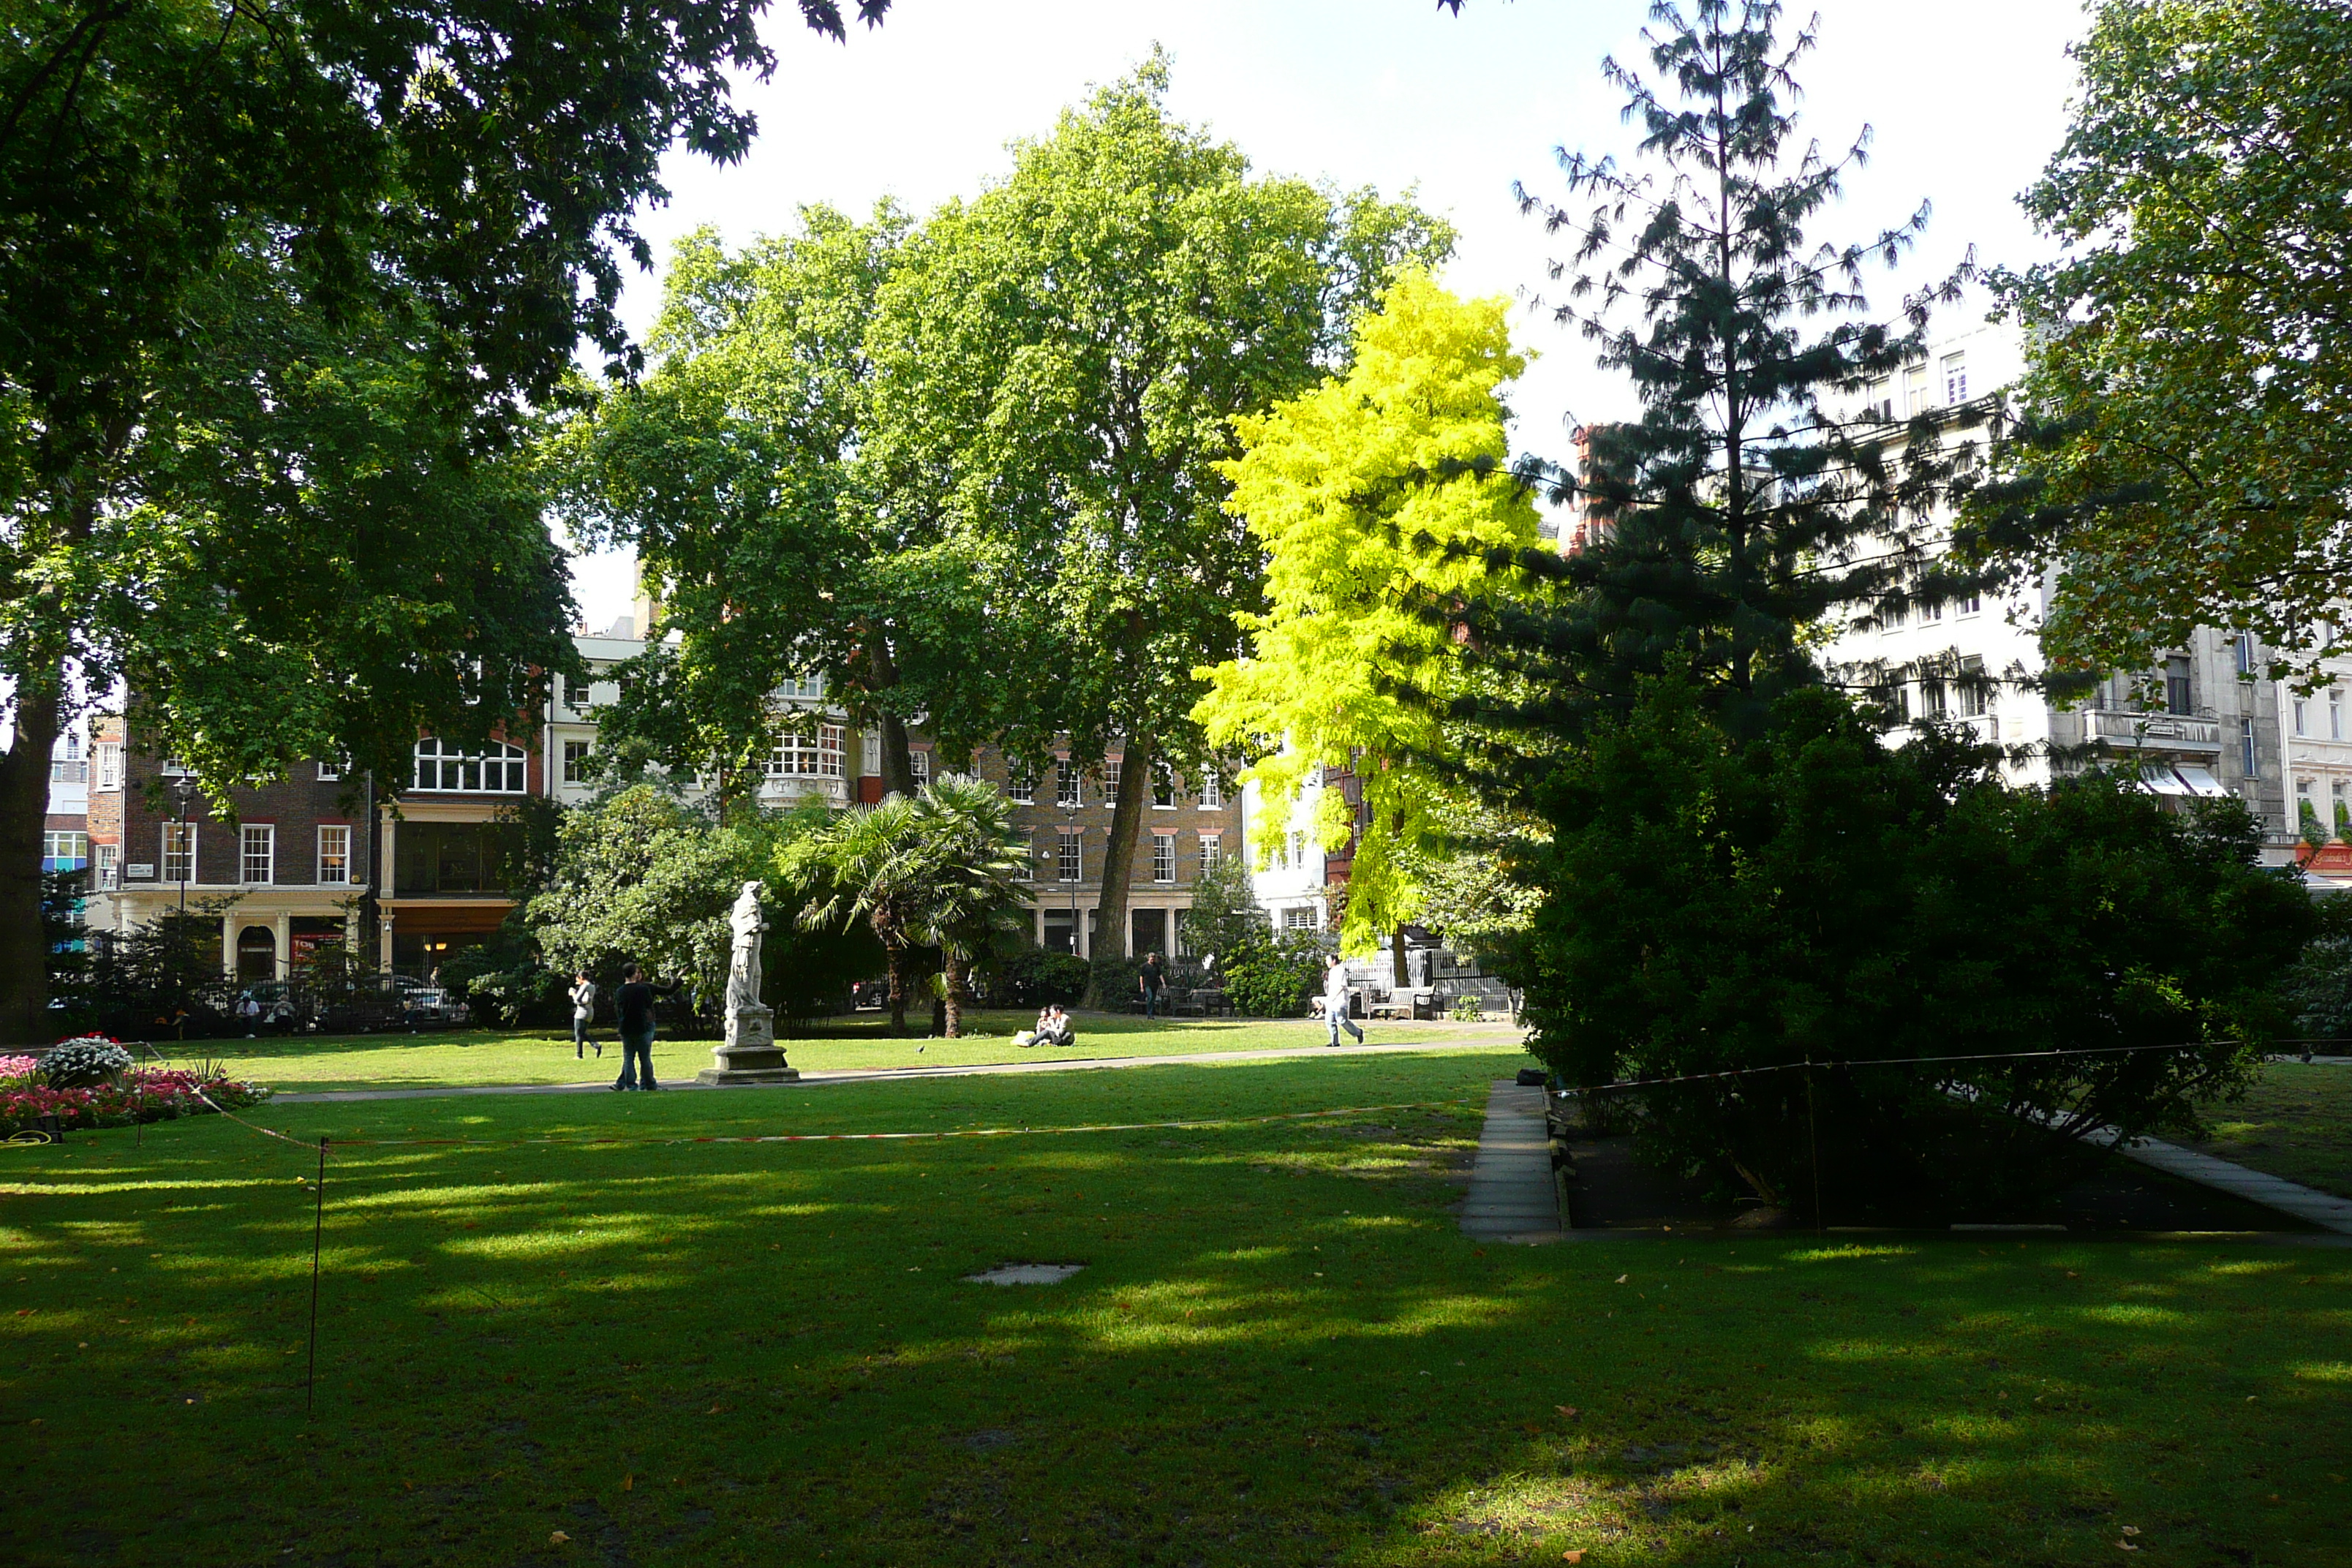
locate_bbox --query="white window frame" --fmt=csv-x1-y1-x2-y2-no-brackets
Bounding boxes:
1942,352,1968,404
1009,765,1036,805
2296,699,2309,736
241,824,275,886
562,739,593,785
95,844,119,890
317,760,343,782
162,822,197,884
412,737,527,794
1056,758,1082,809
159,757,192,777
767,725,845,780
1102,757,1121,796
1198,773,1223,810
42,830,88,867
1153,833,1176,883
1199,832,1222,868
318,825,350,886
780,674,826,700
1151,763,1176,810
1057,829,1082,883
96,742,124,791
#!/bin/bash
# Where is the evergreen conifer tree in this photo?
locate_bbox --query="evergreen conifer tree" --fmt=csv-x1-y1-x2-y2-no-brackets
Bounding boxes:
1457,0,1983,786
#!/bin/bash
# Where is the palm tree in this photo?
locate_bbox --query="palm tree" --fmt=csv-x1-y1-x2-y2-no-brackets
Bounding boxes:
775,793,934,1036
905,778,1033,1038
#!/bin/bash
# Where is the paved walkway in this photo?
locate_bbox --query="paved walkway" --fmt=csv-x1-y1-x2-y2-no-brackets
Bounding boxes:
271,1036,1519,1104
2095,1125,2352,1236
1458,1080,1560,1242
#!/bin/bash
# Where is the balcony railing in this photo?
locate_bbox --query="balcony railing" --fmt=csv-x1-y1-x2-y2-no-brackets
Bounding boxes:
2086,709,2221,749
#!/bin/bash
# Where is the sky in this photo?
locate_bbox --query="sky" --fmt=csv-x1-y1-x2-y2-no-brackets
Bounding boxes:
568,0,2089,629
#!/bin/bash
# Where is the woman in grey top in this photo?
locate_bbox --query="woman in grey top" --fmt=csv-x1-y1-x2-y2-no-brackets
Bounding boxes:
569,973,601,1060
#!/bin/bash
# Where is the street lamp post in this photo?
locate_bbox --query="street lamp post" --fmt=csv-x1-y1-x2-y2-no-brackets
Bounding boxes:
170,776,197,915
1036,802,1083,957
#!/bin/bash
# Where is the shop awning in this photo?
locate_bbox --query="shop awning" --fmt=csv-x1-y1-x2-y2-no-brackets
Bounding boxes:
2136,764,2230,799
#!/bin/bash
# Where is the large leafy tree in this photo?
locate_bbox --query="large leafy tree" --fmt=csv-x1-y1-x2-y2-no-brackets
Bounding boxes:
0,1,889,1042
902,779,1033,1038
862,51,1450,1000
1194,271,1542,963
1959,0,2352,682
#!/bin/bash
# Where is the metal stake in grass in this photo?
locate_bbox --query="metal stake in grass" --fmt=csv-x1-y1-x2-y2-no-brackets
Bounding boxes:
306,1134,327,1414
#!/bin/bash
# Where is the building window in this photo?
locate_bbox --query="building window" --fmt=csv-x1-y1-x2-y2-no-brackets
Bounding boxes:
41,830,88,871
1883,600,1907,633
1056,758,1082,808
1199,832,1223,868
2166,656,2193,717
2296,699,2309,736
317,760,343,782
1152,764,1177,809
1009,764,1036,805
1153,833,1176,883
1102,757,1121,796
1956,590,1981,617
1920,680,1949,720
96,743,123,791
1283,907,1317,930
2241,717,2258,776
1198,772,1223,810
162,823,196,884
159,757,192,777
412,737,527,793
562,739,592,785
1057,830,1082,883
241,825,275,886
780,674,826,700
1017,837,1035,881
1904,362,1929,415
1941,351,1968,404
910,748,931,785
2336,693,2346,742
767,725,845,779
1918,598,1943,625
318,826,350,886
95,845,118,890
2234,633,2255,676
1289,829,1308,868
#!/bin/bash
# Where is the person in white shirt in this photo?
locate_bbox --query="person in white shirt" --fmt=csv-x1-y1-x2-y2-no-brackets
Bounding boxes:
569,973,601,1060
1322,955,1362,1047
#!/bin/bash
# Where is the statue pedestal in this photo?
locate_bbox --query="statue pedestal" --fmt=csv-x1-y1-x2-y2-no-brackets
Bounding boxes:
696,1004,798,1085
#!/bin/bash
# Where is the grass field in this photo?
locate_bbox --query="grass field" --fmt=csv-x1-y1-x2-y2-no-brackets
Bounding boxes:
2190,1061,2352,1199
5,1047,2348,1566
184,1012,1509,1095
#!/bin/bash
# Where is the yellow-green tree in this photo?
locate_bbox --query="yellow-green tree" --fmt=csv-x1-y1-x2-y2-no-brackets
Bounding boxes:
1194,272,1540,958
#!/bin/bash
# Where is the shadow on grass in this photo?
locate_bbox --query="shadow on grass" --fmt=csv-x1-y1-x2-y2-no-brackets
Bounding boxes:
3,1053,2346,1567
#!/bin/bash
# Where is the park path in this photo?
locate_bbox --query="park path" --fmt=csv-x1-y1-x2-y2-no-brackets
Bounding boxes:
270,1034,1521,1104
1458,1079,1560,1242
2099,1126,2352,1236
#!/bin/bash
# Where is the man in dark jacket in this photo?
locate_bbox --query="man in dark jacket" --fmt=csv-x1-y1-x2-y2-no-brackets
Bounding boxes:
611,962,682,1091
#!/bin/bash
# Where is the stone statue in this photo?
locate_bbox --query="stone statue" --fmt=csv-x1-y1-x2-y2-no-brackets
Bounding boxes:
699,878,797,1085
725,880,766,1014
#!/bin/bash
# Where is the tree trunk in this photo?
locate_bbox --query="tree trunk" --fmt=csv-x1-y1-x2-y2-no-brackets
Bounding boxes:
1084,732,1153,1006
0,681,62,1044
941,948,967,1038
884,941,908,1036
865,641,919,799
1392,929,1409,989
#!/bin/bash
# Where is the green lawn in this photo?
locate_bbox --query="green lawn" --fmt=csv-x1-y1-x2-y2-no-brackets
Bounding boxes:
4,1048,2348,1566
185,1011,1511,1095
2190,1061,2352,1199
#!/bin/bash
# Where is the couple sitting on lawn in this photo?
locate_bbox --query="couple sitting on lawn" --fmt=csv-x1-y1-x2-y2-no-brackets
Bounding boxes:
1013,1005,1077,1049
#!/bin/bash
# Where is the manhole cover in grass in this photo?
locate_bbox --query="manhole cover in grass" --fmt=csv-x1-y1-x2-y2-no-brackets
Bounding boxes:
962,1263,1085,1286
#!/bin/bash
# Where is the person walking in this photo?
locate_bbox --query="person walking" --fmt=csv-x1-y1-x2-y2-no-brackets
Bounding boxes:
611,962,681,1091
569,972,601,1060
1138,951,1166,1019
1322,954,1363,1047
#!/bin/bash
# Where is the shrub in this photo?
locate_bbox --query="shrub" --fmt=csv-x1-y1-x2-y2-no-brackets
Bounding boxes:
42,1037,132,1089
1223,930,1327,1017
1449,996,1485,1022
1511,676,2315,1219
992,949,1090,1009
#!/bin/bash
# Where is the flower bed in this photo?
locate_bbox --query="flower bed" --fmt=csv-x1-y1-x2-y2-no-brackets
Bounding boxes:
0,1061,271,1137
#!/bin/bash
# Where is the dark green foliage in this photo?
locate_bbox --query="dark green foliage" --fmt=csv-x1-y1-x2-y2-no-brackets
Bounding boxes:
1222,930,1329,1020
1460,0,1980,789
1176,856,1262,972
989,949,1091,1009
81,903,239,1039
2278,895,2352,1045
1518,674,2315,1216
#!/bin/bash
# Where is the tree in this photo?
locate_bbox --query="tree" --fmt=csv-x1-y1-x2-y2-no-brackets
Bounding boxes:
775,794,937,1036
1194,271,1542,963
902,780,1033,1038
1458,0,1978,788
861,51,1450,1000
1520,671,2313,1217
0,0,891,1039
1959,0,2352,684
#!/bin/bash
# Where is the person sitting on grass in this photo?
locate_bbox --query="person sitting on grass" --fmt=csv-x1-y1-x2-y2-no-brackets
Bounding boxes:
1013,1006,1052,1048
1039,1004,1077,1048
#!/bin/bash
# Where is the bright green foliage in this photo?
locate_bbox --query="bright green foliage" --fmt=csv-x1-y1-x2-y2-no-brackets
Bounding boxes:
1520,671,2314,1217
1963,0,2352,682
1221,930,1332,1021
1196,273,1541,954
862,51,1449,991
1175,853,1263,974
